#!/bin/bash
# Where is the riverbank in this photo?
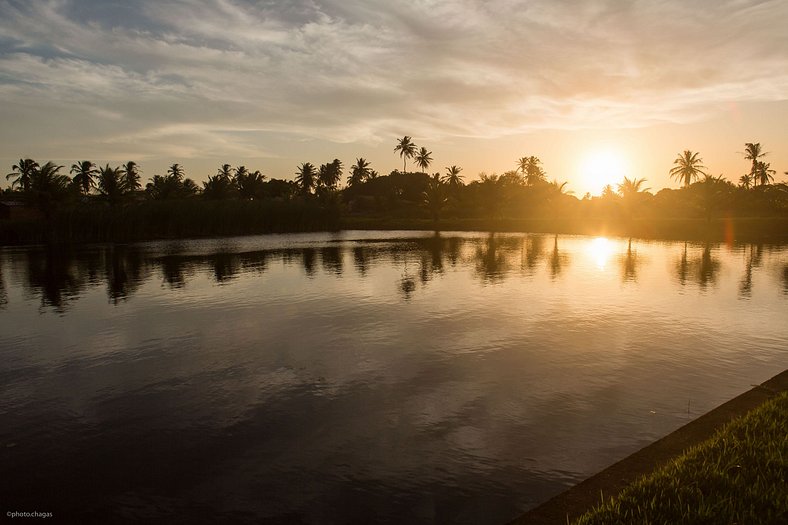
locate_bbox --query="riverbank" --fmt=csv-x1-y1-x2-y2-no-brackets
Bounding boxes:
2,208,787,245
511,369,788,524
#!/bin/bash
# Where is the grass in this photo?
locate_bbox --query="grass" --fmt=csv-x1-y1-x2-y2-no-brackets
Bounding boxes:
573,391,788,525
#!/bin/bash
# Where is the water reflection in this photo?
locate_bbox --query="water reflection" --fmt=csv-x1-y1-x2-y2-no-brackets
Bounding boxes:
474,233,509,283
738,244,762,299
301,247,317,277
1,231,787,525
2,234,785,313
675,243,721,289
783,265,788,295
522,234,545,274
320,246,343,275
106,245,146,303
353,246,370,276
548,235,568,279
619,239,642,283
24,246,85,311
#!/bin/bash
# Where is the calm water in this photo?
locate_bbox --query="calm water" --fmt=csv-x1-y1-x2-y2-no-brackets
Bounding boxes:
1,231,786,524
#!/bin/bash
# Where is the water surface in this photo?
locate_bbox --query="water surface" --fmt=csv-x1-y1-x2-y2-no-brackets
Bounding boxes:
1,231,786,524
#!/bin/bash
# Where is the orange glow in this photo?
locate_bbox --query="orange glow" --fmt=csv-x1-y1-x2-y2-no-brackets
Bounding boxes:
587,237,614,270
578,149,629,196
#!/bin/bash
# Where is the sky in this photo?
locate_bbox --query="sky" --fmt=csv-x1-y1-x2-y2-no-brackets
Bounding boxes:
1,0,787,196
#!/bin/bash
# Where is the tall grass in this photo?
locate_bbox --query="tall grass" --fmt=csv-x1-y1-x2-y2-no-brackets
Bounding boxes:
574,392,788,524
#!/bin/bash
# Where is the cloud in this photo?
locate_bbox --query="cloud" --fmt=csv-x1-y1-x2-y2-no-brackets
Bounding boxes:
1,0,787,162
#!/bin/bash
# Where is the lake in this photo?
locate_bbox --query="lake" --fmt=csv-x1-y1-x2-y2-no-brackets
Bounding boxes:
1,231,786,524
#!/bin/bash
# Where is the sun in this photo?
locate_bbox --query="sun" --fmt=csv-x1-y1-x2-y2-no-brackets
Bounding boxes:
578,149,628,196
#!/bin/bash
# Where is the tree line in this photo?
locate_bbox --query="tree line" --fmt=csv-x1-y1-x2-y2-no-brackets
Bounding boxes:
3,138,787,239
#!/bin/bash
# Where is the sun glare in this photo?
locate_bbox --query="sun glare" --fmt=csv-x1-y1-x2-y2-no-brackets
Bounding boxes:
578,149,628,196
587,237,614,270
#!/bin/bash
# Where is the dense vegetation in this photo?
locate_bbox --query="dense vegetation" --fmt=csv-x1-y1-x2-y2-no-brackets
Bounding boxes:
2,139,787,243
574,391,788,525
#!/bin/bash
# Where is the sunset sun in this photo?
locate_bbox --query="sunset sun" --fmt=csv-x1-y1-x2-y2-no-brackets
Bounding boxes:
578,149,629,196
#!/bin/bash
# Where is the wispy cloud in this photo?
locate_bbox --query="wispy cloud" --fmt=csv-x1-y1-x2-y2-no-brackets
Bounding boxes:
1,0,787,162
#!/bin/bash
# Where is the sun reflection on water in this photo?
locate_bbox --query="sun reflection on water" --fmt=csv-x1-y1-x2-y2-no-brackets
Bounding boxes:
588,237,614,270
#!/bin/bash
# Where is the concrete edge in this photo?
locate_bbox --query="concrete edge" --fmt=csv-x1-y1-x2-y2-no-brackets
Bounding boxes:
509,369,788,525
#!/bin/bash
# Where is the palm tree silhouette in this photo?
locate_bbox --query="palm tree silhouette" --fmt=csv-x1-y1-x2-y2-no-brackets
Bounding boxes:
122,161,141,192
442,165,464,187
414,147,433,173
97,164,125,206
347,158,371,187
753,161,775,187
743,143,767,186
616,176,649,197
167,163,184,182
295,163,317,195
6,158,39,192
519,156,546,186
739,173,752,189
422,173,446,223
29,161,69,218
394,136,417,174
70,160,98,195
669,150,707,187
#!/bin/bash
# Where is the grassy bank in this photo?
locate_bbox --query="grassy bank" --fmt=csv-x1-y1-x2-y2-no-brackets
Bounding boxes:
573,391,788,524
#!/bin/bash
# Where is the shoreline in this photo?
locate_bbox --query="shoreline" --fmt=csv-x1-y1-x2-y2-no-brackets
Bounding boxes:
2,216,788,246
508,368,788,525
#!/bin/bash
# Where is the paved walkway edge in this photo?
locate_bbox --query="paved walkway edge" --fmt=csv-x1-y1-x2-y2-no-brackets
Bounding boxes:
509,369,788,524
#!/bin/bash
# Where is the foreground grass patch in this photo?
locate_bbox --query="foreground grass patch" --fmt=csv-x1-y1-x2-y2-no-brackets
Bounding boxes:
574,391,788,525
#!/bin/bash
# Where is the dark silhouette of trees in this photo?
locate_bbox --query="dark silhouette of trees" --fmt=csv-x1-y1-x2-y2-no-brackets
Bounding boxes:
670,150,707,188
518,156,546,186
122,161,141,192
743,143,767,186
6,158,39,192
422,173,447,223
394,136,417,174
235,166,266,199
28,161,70,218
753,161,775,187
317,159,342,194
70,161,98,195
295,162,317,196
146,167,198,199
347,158,371,187
203,164,237,200
414,147,433,173
442,165,464,187
97,164,127,205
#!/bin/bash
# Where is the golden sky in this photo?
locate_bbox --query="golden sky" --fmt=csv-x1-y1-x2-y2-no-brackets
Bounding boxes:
1,0,787,195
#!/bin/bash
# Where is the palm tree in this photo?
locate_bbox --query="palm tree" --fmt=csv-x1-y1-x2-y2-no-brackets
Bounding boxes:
97,164,125,205
295,163,317,195
318,159,342,191
236,168,266,199
669,150,707,187
28,161,69,217
122,161,141,192
6,158,39,192
167,163,184,182
414,147,432,174
743,143,766,186
70,160,98,195
347,158,371,187
394,136,417,174
617,176,650,197
739,173,752,189
753,161,775,187
519,156,546,186
422,173,447,223
442,165,464,187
